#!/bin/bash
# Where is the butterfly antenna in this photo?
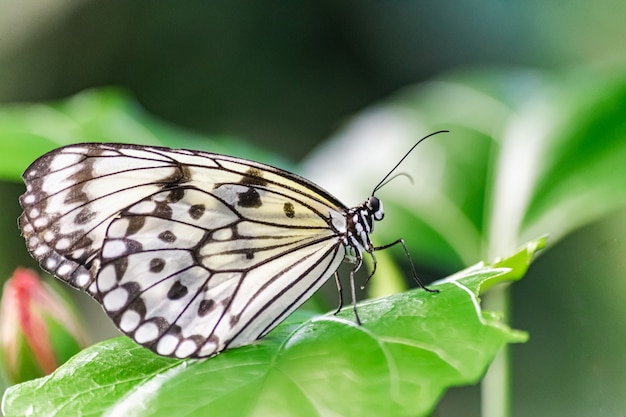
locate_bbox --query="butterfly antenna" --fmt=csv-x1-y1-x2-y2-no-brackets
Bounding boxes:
371,130,449,196
375,172,414,191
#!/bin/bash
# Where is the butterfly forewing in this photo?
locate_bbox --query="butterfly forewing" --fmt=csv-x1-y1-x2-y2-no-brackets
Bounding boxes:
19,143,349,358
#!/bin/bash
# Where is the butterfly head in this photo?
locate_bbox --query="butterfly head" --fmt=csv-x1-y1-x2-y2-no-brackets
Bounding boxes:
366,196,384,221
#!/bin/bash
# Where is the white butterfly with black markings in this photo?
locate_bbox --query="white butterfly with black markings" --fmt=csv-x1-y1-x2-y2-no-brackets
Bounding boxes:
19,131,445,358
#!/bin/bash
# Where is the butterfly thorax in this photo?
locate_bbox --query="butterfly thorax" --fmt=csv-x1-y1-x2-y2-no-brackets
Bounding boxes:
343,196,384,267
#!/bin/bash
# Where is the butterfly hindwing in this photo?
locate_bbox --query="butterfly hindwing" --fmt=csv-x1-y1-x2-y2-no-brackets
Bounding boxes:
20,143,349,357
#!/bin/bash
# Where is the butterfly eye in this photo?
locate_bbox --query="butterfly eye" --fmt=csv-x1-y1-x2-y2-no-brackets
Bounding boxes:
367,196,384,221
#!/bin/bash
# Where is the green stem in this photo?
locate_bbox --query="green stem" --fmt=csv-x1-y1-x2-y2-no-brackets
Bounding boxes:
481,284,511,417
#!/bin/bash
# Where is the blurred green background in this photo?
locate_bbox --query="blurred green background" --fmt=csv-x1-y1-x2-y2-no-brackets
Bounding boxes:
1,1,625,416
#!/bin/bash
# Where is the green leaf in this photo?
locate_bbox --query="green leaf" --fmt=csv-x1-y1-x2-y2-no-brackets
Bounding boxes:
2,240,539,417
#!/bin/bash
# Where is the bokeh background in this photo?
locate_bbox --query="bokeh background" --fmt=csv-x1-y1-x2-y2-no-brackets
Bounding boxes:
1,2,625,416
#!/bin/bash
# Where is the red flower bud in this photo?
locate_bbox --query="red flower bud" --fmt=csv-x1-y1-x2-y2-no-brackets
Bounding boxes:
1,268,87,384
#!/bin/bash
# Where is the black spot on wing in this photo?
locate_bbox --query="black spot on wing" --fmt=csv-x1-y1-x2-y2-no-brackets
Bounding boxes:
122,239,143,255
61,159,94,204
71,234,94,250
220,296,233,308
74,208,96,225
153,201,173,219
239,168,268,187
189,204,205,220
229,313,240,326
167,281,188,300
150,258,165,273
63,187,89,205
167,188,185,203
111,257,128,281
237,188,262,208
126,216,146,235
197,299,215,317
283,202,295,218
158,230,177,243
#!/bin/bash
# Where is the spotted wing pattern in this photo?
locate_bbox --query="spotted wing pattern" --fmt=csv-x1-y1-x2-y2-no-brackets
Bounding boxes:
19,143,349,358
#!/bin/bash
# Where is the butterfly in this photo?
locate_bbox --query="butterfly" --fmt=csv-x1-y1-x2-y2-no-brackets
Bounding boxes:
18,131,445,359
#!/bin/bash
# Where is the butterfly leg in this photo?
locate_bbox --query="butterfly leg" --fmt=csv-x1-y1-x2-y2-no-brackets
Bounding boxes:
373,238,439,293
349,269,362,325
361,251,378,290
333,270,362,325
333,271,343,316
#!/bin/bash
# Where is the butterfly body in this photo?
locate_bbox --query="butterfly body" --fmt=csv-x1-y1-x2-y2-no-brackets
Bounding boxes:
19,143,386,358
